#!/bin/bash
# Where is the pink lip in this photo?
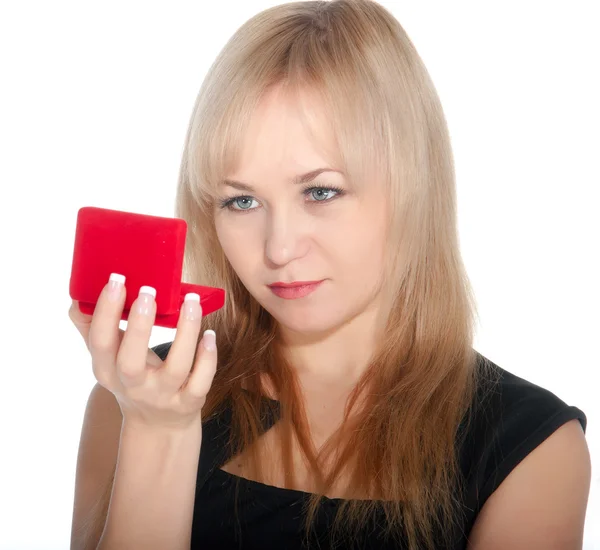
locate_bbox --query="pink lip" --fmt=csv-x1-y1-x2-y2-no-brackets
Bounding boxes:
268,280,324,299
268,280,323,288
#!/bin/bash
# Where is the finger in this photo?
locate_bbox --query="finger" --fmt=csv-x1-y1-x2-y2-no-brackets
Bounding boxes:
185,329,218,399
69,299,126,351
161,293,204,389
87,273,127,388
116,284,156,387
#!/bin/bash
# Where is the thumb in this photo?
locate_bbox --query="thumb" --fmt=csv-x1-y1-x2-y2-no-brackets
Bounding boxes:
68,299,93,347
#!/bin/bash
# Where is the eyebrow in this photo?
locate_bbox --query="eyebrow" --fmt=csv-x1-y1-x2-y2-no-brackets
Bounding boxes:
222,168,341,192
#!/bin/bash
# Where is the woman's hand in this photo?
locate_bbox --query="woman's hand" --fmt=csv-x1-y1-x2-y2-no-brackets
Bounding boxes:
68,273,217,429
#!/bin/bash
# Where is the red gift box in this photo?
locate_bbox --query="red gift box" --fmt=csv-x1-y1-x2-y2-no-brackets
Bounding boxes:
69,206,225,328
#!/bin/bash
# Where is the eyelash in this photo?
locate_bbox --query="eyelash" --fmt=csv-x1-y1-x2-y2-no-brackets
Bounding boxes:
217,184,345,212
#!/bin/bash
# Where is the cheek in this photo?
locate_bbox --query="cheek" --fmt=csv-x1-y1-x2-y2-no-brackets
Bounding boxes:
342,239,386,286
330,214,387,269
214,222,254,273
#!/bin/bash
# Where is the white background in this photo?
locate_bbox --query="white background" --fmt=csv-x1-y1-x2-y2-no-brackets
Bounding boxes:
1,1,598,548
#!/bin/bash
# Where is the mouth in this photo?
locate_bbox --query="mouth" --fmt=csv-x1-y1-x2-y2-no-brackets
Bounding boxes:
267,280,324,288
267,280,324,299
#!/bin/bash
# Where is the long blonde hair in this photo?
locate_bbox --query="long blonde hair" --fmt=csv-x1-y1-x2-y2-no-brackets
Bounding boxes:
175,1,490,548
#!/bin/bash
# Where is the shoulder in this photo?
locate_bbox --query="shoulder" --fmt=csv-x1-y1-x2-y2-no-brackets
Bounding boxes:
462,352,587,496
460,352,590,548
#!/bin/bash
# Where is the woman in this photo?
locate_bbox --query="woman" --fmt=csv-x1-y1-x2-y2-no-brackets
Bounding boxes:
68,1,590,549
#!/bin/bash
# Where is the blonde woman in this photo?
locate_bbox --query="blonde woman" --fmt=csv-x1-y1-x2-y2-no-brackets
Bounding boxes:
69,1,590,549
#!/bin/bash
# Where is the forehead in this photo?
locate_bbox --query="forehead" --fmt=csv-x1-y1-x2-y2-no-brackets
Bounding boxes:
230,85,340,177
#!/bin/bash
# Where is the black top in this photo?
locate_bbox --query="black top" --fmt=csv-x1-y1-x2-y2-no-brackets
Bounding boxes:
152,342,587,550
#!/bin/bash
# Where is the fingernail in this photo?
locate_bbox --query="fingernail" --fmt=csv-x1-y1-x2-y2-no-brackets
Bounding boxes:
202,329,216,351
107,273,125,302
183,293,201,321
137,285,156,315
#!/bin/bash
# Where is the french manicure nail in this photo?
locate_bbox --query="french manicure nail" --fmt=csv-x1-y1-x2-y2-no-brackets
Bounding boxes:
137,286,156,315
107,273,125,302
202,330,216,351
183,293,201,321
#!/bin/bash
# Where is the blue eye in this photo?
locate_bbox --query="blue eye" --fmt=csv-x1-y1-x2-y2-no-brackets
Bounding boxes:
308,187,338,201
228,197,258,211
218,185,345,212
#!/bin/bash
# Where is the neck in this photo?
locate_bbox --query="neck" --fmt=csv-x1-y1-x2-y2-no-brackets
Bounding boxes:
277,302,381,390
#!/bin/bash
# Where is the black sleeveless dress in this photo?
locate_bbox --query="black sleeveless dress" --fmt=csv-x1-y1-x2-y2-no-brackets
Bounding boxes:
151,342,587,550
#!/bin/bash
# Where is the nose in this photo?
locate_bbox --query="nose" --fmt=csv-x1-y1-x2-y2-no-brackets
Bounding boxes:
264,206,310,267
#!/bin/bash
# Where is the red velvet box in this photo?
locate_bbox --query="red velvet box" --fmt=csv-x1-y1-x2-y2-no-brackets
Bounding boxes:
69,206,225,328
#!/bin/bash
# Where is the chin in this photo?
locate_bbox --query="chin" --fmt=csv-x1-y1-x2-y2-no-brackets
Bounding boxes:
276,317,336,336
263,301,347,336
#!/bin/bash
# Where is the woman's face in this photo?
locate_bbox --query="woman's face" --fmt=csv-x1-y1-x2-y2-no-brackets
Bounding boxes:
214,85,388,337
